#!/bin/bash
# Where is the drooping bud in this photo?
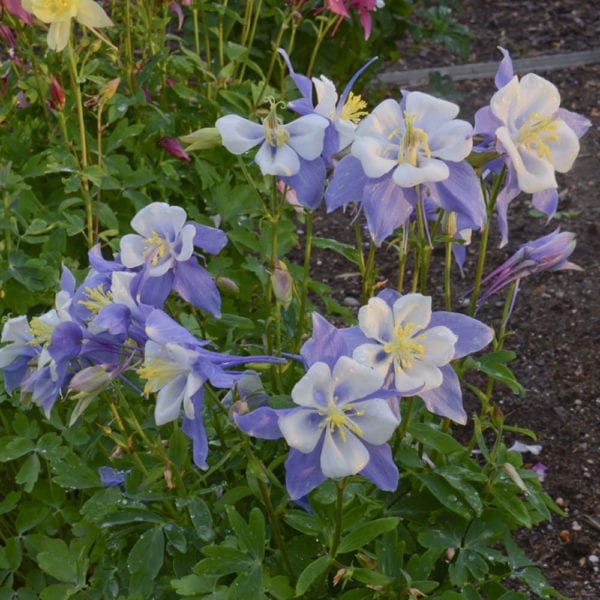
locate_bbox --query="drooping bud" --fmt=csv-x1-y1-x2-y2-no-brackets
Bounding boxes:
48,75,65,111
270,260,293,309
159,137,191,162
179,127,222,151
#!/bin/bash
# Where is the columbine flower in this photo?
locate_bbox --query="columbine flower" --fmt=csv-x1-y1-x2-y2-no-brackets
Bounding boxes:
475,228,581,310
236,355,399,500
347,290,494,424
324,0,385,40
474,48,591,246
119,202,227,316
22,0,113,52
1,0,32,25
216,102,328,177
326,92,483,245
278,48,374,165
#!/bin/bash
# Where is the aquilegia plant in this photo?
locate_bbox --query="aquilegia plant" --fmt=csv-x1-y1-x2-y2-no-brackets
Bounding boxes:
0,3,590,598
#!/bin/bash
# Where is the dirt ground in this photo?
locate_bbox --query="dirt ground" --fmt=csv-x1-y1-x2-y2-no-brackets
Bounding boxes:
303,1,600,597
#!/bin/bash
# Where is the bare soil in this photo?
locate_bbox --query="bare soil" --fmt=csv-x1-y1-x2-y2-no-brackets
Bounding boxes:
303,1,600,597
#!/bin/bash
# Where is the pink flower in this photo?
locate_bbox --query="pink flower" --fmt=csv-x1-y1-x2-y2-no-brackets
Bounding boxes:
1,0,32,26
324,0,383,40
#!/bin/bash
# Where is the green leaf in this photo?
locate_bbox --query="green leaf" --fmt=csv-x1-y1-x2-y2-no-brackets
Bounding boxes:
0,537,22,571
295,555,330,597
194,547,252,576
350,568,392,586
416,474,472,518
409,422,465,455
127,527,164,594
228,564,263,599
171,573,220,596
464,352,525,395
312,237,359,265
492,485,532,528
16,453,40,492
188,497,214,542
437,469,483,516
40,584,76,600
284,510,322,537
50,455,100,489
337,517,400,554
0,437,35,461
99,508,165,527
0,491,21,516
37,539,77,583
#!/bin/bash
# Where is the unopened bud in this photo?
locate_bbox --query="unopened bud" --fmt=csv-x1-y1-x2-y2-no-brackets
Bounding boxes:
179,127,222,151
159,137,190,162
102,77,120,102
502,462,529,494
69,365,113,397
270,260,293,309
48,75,66,111
216,276,239,294
164,468,176,489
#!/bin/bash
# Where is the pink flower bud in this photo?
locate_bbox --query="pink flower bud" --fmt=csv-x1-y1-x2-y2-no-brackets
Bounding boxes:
159,137,191,162
270,260,293,309
48,75,65,111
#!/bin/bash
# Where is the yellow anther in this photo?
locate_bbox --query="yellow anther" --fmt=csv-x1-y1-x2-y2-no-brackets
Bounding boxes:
28,317,55,347
144,231,170,266
318,398,365,442
136,358,184,396
383,322,425,370
517,112,559,162
340,93,368,123
262,109,290,148
398,112,431,167
78,284,113,314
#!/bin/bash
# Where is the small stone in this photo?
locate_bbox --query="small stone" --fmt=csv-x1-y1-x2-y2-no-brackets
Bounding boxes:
343,296,360,307
559,530,571,543
588,554,599,564
572,521,582,531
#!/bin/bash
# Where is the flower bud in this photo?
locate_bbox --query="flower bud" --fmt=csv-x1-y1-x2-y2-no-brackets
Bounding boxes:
216,276,240,294
270,260,293,309
159,137,191,162
179,127,222,151
48,75,65,111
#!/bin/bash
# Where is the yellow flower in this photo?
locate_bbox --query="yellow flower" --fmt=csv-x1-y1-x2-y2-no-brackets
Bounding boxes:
22,0,113,52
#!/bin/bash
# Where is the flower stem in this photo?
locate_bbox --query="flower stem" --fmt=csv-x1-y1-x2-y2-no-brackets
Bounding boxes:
329,479,347,559
295,210,313,352
469,167,506,315
444,239,453,310
67,39,94,248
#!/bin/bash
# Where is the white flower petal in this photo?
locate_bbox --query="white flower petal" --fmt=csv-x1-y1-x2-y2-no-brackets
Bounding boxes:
279,409,323,453
490,76,521,127
516,73,561,124
292,361,332,408
332,356,385,404
352,343,392,377
392,294,431,331
406,91,459,125
352,398,399,445
358,297,394,343
254,142,300,176
286,114,328,160
321,429,369,478
395,360,443,393
47,20,71,52
356,98,403,138
131,203,187,238
419,326,457,366
174,223,196,262
1,315,31,344
154,376,186,425
313,76,338,117
392,158,449,187
549,120,580,172
352,136,397,178
215,115,264,154
76,0,113,28
119,234,149,268
428,119,473,161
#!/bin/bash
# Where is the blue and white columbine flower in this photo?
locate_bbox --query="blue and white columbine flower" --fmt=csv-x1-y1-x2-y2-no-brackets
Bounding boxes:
326,92,484,245
474,48,591,245
120,202,227,316
347,290,494,424
216,104,328,177
236,355,399,500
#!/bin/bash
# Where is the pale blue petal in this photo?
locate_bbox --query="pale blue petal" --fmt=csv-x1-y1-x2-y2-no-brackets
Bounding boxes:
393,158,448,187
358,297,394,343
234,406,286,440
281,157,326,210
353,398,399,445
332,356,385,405
119,234,147,268
192,223,228,254
428,312,494,358
216,115,264,154
321,428,369,478
418,365,467,424
279,409,323,452
359,443,399,491
173,259,221,317
494,47,514,89
325,155,369,212
155,376,186,425
286,114,328,160
254,141,300,176
292,361,332,408
285,445,327,500
532,188,558,220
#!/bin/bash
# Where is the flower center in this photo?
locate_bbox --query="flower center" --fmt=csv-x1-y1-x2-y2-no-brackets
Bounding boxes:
37,0,77,19
318,398,365,442
78,284,113,315
263,110,290,148
137,358,186,396
28,317,55,347
383,322,425,370
517,112,559,162
340,92,368,123
144,231,170,266
396,112,431,167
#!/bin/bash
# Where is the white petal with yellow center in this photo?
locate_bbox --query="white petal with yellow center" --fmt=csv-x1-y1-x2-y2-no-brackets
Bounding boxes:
321,428,370,479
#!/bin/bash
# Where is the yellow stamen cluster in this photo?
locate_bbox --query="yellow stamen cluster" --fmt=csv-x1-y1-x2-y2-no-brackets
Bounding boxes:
78,284,113,314
340,93,368,124
27,0,77,21
28,317,55,347
144,231,170,266
137,358,184,396
396,112,431,167
263,110,290,148
383,322,425,370
318,398,365,442
517,112,560,161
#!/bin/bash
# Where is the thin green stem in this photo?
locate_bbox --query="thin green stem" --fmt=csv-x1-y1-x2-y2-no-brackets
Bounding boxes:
393,396,415,456
306,15,337,77
444,239,453,311
294,211,313,352
329,479,347,559
3,190,11,257
123,0,135,91
469,167,507,315
67,40,94,248
361,240,376,304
